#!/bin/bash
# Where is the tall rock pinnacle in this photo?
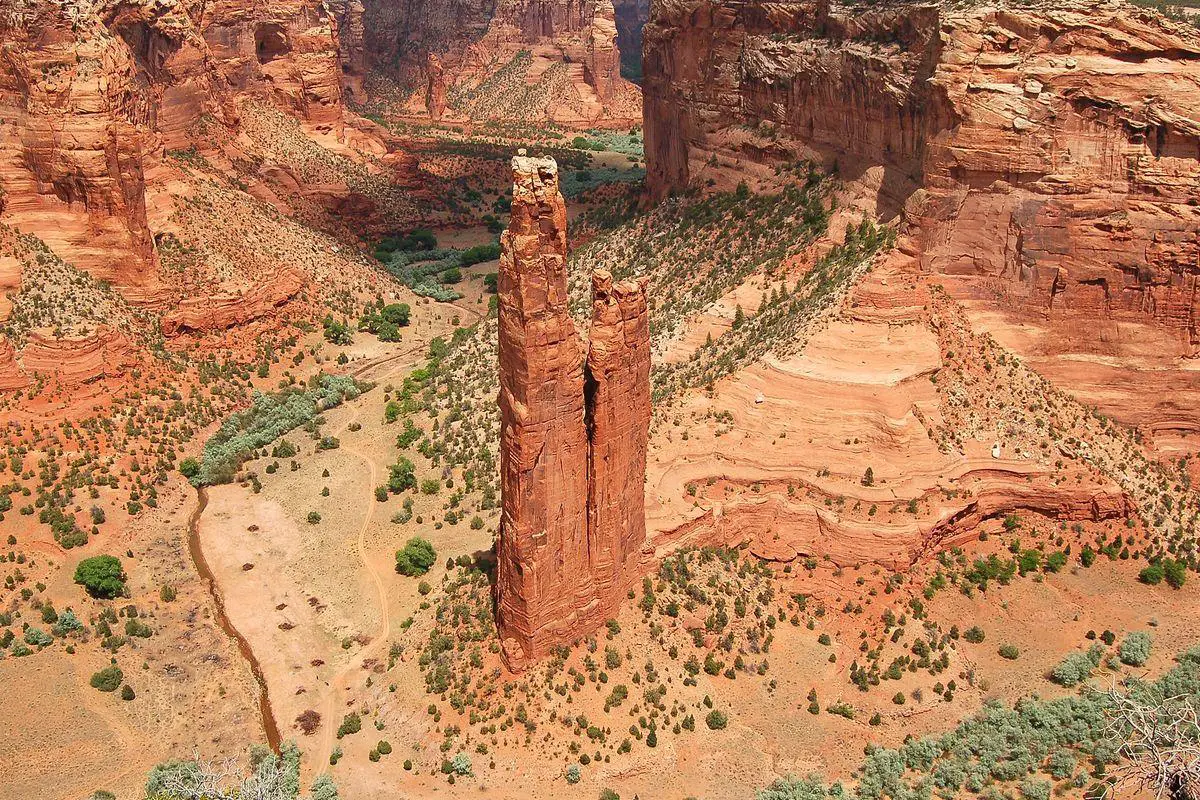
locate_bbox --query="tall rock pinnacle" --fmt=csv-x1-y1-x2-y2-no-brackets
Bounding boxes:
495,155,651,670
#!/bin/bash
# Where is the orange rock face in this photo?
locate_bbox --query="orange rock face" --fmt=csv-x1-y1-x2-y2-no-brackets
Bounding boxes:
643,0,1200,344
161,271,306,336
365,0,640,124
425,54,448,121
20,327,137,386
586,270,652,608
0,0,347,300
495,156,650,669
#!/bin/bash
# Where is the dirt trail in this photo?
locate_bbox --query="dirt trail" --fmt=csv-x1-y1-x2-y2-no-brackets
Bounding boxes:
188,487,283,752
315,417,387,774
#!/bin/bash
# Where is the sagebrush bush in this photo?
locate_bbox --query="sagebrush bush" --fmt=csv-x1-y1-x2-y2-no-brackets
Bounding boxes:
1119,632,1152,667
1051,645,1103,687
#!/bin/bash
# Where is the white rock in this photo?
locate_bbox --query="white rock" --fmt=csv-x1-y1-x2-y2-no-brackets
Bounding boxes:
754,392,765,405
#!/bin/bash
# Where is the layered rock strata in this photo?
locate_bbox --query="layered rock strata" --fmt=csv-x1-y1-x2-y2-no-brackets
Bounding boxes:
425,54,448,121
495,155,650,668
0,0,346,299
643,0,1200,345
365,0,638,122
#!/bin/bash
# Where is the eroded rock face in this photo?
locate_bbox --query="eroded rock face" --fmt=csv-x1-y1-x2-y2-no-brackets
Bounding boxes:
364,0,638,123
495,155,650,668
425,53,448,121
0,0,346,299
643,0,1200,345
586,269,652,605
161,271,306,335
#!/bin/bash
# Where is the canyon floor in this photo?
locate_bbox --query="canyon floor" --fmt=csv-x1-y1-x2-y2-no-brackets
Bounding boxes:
1,57,1199,800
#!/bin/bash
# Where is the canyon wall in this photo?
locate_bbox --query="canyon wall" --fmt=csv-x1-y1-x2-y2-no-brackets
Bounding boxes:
495,155,650,668
643,0,1200,347
0,0,346,300
364,0,639,122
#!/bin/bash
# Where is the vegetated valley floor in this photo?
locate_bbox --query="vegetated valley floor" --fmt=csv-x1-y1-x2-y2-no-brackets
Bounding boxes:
0,110,1199,800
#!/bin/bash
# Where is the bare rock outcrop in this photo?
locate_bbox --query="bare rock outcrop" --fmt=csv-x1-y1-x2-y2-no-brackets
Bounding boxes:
21,327,137,386
365,0,640,123
495,155,650,669
161,271,306,336
643,0,1200,344
586,270,652,601
425,54,448,121
0,0,347,301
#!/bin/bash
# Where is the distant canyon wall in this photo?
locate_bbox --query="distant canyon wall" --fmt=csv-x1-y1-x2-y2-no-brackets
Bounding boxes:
0,0,346,298
361,0,644,120
643,0,1200,346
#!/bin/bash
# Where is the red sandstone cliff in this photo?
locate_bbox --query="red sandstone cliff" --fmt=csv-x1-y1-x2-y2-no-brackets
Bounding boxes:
0,0,346,301
495,154,591,667
495,155,651,668
643,0,1200,345
586,270,652,600
425,54,448,121
366,0,640,123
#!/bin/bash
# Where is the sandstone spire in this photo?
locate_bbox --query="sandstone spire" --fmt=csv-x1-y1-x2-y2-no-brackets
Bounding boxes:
585,270,651,609
425,53,447,120
495,155,650,669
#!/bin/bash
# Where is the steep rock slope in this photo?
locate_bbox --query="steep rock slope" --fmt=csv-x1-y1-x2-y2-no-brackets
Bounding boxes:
643,0,1200,441
0,0,346,297
0,0,417,398
362,0,641,123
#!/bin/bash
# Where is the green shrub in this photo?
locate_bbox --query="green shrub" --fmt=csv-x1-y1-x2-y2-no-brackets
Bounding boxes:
192,375,362,486
1051,645,1103,686
54,609,84,635
74,555,125,598
1020,777,1051,800
120,684,136,701
998,644,1020,660
381,303,411,326
460,243,501,267
90,665,124,692
336,712,361,738
388,458,417,492
1139,563,1164,585
756,776,827,800
1164,559,1188,589
705,710,728,730
24,628,52,647
963,626,986,644
396,537,437,576
1118,632,1152,667
566,763,582,784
